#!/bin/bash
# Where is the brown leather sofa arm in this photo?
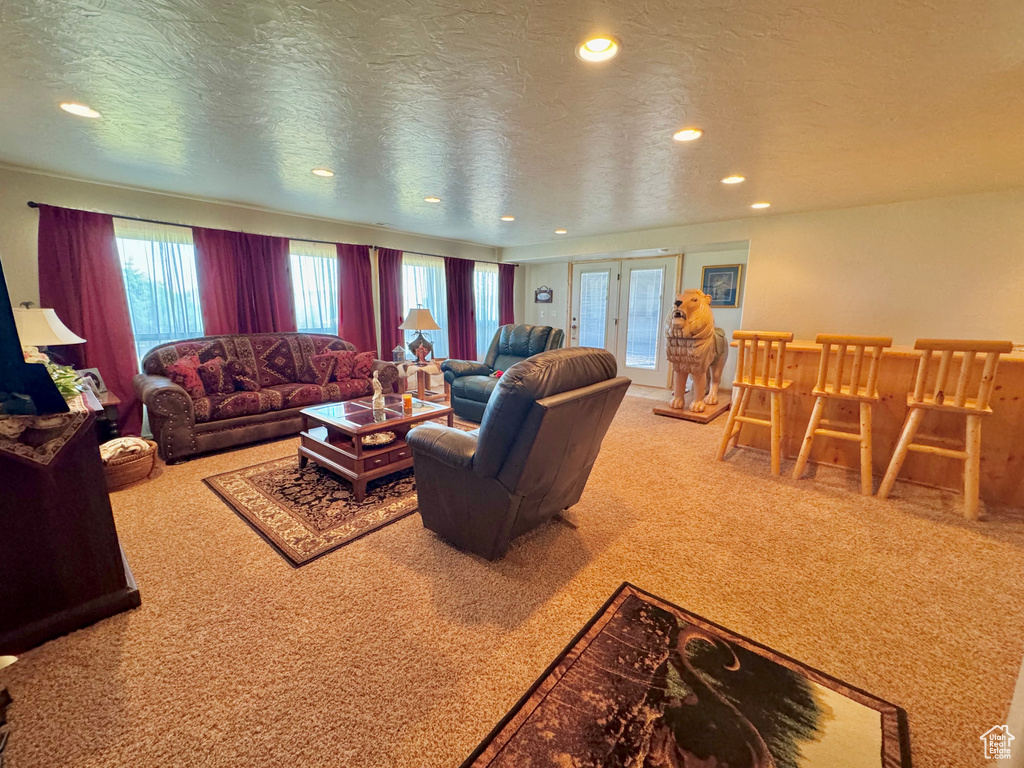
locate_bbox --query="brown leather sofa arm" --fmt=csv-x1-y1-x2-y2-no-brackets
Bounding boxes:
407,423,477,471
133,373,196,462
134,374,193,419
371,359,400,392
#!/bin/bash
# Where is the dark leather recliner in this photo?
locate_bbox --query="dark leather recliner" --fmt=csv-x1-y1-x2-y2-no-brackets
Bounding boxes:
407,347,630,560
441,323,565,422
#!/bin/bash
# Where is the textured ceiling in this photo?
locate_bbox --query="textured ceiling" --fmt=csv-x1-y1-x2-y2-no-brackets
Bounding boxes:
1,0,1023,247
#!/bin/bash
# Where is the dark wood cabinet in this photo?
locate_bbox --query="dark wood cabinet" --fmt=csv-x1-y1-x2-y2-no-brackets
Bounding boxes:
0,404,140,653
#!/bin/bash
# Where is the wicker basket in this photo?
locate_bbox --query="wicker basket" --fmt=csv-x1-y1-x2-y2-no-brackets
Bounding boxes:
103,439,158,490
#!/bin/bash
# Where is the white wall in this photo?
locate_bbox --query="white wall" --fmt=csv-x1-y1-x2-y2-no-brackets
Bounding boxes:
503,188,1024,346
514,248,749,386
8,163,1023,352
681,246,749,383
0,165,498,306
522,261,570,332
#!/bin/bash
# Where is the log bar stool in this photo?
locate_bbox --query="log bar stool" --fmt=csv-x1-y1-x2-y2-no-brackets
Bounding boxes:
878,338,1014,520
792,334,893,494
717,331,794,475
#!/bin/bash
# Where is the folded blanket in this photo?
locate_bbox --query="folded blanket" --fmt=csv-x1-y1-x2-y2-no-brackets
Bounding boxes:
100,436,152,463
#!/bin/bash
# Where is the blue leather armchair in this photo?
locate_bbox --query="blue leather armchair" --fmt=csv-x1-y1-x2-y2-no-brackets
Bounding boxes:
441,324,565,421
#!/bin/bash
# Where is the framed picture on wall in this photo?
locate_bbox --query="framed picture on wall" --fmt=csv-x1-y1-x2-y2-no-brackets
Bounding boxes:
701,264,744,308
534,285,553,303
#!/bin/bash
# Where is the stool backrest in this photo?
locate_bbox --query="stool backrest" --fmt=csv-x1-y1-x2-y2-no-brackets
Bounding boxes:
814,334,893,398
911,338,1014,410
732,331,794,389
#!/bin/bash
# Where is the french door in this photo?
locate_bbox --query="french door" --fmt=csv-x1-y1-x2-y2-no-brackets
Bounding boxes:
569,256,678,387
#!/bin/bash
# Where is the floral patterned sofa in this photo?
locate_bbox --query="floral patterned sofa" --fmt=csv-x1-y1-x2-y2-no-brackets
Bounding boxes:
133,333,399,462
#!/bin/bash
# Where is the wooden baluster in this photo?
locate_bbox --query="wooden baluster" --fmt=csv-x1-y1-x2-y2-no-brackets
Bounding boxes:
912,349,932,403
815,342,831,392
735,339,746,385
954,351,976,407
859,400,873,495
761,340,773,385
775,340,788,388
832,344,847,396
976,352,1000,410
933,350,954,404
865,346,884,399
849,346,864,397
749,339,759,386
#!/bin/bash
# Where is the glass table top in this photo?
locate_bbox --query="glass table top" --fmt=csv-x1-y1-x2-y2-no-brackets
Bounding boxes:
302,395,449,432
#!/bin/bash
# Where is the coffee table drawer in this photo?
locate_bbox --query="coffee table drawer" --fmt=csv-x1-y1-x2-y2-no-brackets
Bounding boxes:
363,453,391,471
390,446,411,463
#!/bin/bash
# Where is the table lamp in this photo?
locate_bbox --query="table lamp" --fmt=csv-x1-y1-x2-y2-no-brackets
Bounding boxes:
14,306,86,349
399,307,441,365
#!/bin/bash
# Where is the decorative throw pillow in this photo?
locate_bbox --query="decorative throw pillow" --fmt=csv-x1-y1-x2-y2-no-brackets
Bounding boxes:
165,354,206,400
225,360,261,392
331,350,356,382
308,353,336,387
198,357,235,396
256,337,299,385
353,351,375,380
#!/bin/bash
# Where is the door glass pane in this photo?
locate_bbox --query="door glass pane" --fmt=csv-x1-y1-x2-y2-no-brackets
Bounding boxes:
625,268,664,369
578,271,609,348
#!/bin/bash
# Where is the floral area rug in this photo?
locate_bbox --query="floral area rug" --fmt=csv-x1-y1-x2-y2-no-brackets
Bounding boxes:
205,458,420,566
204,416,477,566
463,583,910,768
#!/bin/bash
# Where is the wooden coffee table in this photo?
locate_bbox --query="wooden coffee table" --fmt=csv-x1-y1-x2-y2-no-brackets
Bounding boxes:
298,394,454,502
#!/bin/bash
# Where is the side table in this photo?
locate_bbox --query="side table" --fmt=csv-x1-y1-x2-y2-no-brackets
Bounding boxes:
397,361,450,402
95,390,121,441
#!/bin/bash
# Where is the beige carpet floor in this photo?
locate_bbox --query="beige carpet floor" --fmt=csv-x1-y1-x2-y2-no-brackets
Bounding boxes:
5,395,1024,767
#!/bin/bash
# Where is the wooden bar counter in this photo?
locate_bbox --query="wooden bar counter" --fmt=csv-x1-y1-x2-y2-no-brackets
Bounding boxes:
732,340,1024,508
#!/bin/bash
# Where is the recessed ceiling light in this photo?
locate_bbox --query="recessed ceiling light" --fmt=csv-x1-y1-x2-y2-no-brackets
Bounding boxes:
672,128,703,142
500,216,516,222
576,36,620,63
424,196,441,203
59,102,101,119
554,229,567,234
311,168,334,177
721,175,746,184
751,202,771,209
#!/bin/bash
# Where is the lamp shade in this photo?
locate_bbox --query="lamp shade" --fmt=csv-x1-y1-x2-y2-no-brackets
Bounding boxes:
14,307,86,346
399,307,441,331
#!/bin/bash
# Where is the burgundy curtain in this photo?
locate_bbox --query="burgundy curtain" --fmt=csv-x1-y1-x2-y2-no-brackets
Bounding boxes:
193,227,296,335
445,257,477,360
336,243,376,353
37,205,142,435
499,263,517,326
377,247,404,357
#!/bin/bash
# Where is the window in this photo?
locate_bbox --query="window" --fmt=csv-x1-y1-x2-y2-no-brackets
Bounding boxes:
624,268,664,369
114,219,204,361
578,271,610,348
289,240,338,335
473,262,500,360
401,253,449,359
